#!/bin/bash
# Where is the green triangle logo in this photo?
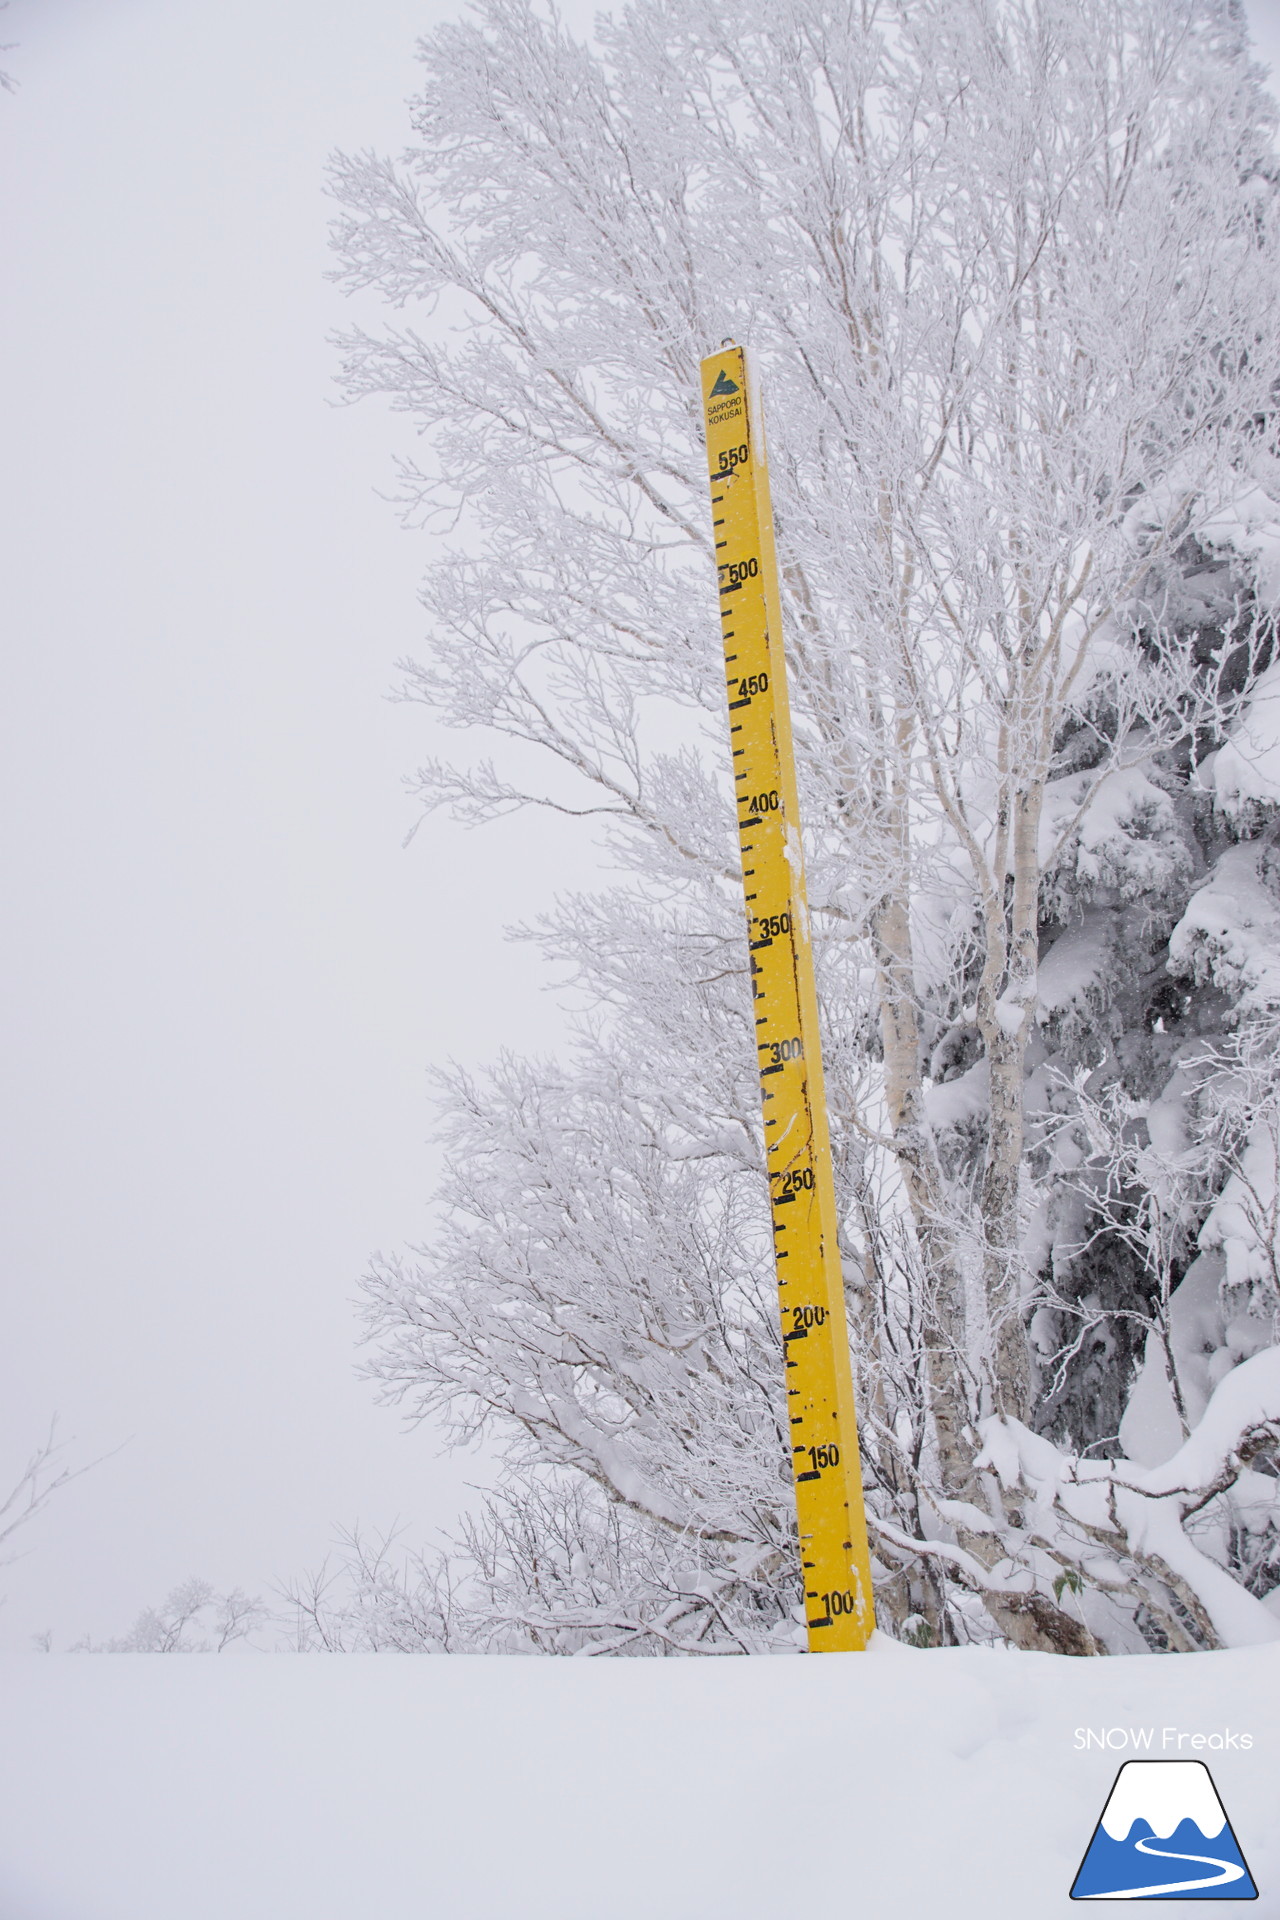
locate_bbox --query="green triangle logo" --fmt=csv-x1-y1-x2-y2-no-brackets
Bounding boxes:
710,368,739,395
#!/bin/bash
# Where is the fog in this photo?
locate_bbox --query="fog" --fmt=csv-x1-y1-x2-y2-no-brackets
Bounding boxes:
0,0,599,1650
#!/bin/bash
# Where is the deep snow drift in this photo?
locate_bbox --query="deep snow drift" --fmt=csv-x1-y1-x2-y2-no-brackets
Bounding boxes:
1,1640,1276,1919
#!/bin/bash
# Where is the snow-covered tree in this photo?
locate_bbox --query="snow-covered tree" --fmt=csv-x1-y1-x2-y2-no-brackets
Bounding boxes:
69,1580,269,1654
329,0,1280,1652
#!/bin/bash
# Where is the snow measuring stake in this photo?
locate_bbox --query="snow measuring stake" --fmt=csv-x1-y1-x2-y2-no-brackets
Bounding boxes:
701,345,875,1651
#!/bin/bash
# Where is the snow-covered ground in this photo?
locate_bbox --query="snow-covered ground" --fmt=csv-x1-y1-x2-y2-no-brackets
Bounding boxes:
2,1641,1276,1918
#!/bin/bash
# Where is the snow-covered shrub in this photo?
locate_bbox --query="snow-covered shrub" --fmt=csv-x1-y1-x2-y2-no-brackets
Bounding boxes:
69,1580,268,1653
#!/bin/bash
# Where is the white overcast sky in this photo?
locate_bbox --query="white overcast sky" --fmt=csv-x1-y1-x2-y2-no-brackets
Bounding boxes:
3,0,1280,1653
0,0,605,1652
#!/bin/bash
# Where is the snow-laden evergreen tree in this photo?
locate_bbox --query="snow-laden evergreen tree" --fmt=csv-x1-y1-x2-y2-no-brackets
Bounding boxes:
324,0,1280,1652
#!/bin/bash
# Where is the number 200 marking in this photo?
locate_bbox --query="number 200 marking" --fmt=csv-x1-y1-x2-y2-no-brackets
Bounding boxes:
791,1303,825,1328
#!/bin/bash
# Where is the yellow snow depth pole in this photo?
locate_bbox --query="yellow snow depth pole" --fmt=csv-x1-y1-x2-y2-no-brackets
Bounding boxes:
701,344,875,1651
